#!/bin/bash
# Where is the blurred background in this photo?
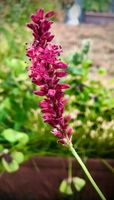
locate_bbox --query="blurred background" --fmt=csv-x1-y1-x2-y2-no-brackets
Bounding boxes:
0,0,114,171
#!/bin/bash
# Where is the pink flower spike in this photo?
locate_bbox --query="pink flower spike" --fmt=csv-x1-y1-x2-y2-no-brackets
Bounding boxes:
26,9,73,145
45,11,55,18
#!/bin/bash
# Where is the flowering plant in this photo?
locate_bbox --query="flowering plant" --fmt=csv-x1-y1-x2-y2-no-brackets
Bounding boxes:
26,8,106,200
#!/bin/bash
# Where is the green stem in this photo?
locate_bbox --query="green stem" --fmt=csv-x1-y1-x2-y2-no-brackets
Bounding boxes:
68,157,72,183
68,143,107,200
101,159,114,174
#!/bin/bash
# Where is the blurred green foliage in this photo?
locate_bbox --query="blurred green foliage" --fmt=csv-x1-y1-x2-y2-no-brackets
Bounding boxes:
0,0,58,25
84,0,111,12
64,40,114,158
0,0,114,173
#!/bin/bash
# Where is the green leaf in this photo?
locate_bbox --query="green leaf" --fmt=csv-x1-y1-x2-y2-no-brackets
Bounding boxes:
59,179,73,195
2,158,19,173
73,177,86,191
2,129,17,143
2,129,29,144
12,151,24,164
16,133,29,145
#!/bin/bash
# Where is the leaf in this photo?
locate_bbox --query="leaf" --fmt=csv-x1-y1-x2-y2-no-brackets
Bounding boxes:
73,177,86,192
12,151,24,164
2,158,19,173
16,133,29,145
2,129,29,144
2,129,17,143
59,179,73,195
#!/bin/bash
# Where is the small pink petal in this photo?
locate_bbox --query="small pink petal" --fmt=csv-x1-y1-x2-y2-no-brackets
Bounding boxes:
36,9,44,19
33,90,46,96
27,23,34,30
39,100,50,108
45,11,55,18
31,14,38,23
58,84,70,89
58,138,67,144
65,115,71,123
52,129,62,137
47,35,54,42
55,62,68,69
67,127,73,138
56,71,67,77
48,89,56,97
62,98,68,105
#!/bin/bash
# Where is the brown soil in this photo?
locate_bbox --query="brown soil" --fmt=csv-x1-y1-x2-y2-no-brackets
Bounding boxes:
52,23,114,78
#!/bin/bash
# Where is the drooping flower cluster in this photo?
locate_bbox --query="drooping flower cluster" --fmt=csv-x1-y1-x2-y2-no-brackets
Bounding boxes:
26,9,72,144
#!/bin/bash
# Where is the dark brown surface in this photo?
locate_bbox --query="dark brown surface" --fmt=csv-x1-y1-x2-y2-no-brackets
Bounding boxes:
0,156,113,200
85,12,114,24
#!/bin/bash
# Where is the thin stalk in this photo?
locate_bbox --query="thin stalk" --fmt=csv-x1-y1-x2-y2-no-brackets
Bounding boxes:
68,157,72,183
68,143,107,200
101,159,114,174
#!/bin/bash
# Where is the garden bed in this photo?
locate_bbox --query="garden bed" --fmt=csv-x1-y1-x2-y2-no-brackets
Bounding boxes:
85,12,114,24
0,156,113,200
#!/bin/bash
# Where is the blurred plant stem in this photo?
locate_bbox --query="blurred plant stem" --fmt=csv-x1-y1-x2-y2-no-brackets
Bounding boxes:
101,159,114,174
68,157,72,183
68,142,107,200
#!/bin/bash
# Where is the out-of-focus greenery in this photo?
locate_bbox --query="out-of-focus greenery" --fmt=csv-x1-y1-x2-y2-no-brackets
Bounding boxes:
64,41,114,158
58,0,110,12
0,0,58,25
84,0,111,12
0,1,114,173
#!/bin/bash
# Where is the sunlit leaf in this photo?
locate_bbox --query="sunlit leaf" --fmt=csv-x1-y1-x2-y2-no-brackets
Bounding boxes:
73,177,86,191
12,151,24,164
16,133,29,145
2,129,18,143
59,179,73,195
2,158,19,173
